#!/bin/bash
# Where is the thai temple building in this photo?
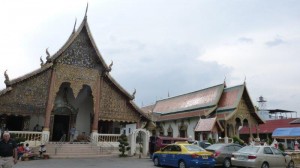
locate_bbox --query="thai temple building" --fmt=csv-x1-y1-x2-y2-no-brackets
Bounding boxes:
0,10,149,143
142,82,265,143
0,6,269,158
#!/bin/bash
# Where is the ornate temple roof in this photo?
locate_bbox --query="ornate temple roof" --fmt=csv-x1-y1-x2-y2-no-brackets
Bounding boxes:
153,84,224,114
194,117,223,132
215,83,264,124
143,82,264,124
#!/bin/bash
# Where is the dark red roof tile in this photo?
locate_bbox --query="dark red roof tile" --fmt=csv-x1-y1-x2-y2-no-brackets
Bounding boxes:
239,118,300,134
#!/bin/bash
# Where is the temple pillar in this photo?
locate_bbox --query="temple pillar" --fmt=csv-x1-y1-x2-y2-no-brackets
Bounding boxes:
256,124,260,140
214,132,219,143
92,75,101,133
224,121,228,143
232,123,236,137
44,70,56,132
249,123,253,139
200,133,203,141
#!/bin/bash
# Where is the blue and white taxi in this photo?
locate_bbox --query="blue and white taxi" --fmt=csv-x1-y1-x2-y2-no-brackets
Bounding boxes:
152,142,215,168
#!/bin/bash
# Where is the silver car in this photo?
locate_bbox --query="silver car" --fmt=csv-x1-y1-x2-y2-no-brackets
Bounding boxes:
231,145,294,168
205,143,242,168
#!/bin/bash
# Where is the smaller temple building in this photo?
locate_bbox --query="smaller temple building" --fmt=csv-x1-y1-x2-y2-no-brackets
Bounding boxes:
142,82,265,143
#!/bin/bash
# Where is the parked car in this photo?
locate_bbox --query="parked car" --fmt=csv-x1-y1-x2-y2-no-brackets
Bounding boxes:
205,143,243,168
231,145,294,168
149,136,189,158
194,140,212,149
152,142,215,168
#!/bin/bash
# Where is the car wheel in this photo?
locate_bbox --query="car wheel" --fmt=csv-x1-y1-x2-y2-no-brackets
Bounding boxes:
287,160,294,168
153,157,160,167
223,158,231,168
178,160,186,168
261,162,269,168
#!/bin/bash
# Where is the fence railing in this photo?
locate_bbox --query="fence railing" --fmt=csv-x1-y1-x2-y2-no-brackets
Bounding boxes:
9,131,42,141
97,134,121,142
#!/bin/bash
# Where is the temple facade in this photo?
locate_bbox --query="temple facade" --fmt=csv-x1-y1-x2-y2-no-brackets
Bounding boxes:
0,14,149,142
142,83,265,143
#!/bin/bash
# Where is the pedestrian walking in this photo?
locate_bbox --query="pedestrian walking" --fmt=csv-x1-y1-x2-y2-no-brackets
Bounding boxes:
0,131,18,168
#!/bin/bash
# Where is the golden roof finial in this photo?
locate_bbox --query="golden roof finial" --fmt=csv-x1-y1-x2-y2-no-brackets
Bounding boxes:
132,88,136,100
46,48,51,62
107,60,113,72
72,17,77,34
40,56,44,67
84,3,89,18
4,70,9,86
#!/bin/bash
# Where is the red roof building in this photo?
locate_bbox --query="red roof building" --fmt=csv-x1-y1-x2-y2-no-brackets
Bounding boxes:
239,118,300,142
142,82,265,142
240,118,300,134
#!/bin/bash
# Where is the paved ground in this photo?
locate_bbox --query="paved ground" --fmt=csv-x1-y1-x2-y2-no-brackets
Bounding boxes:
14,156,156,168
14,156,300,168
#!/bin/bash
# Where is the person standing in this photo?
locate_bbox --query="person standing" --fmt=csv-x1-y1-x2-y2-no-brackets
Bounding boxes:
69,126,76,142
0,132,17,168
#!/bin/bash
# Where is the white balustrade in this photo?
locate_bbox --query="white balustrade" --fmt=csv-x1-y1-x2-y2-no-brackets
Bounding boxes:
97,134,121,142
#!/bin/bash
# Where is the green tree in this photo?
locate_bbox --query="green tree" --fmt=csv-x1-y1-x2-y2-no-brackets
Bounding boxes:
208,137,214,144
278,143,285,152
118,134,130,157
232,136,245,146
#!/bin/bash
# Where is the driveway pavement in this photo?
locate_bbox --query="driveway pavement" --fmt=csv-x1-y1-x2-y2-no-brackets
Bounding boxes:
14,156,155,168
14,156,300,168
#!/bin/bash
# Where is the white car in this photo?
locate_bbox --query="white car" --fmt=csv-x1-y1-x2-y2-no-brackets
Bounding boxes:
231,145,294,168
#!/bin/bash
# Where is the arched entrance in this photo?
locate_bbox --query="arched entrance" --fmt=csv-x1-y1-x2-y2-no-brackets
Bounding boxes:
128,129,150,156
51,83,93,141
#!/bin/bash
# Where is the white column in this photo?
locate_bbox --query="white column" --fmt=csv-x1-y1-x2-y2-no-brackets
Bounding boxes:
90,132,98,144
42,130,50,143
200,133,203,141
214,133,219,143
224,137,229,144
128,133,135,156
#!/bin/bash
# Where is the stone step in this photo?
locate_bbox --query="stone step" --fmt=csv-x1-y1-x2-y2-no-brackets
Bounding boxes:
41,142,116,158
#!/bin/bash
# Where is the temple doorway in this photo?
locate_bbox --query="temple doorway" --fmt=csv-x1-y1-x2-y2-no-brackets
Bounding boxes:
52,115,70,141
0,115,24,131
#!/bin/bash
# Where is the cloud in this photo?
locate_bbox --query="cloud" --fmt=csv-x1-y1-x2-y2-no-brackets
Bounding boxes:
106,42,231,106
238,37,253,43
265,37,285,47
1,0,300,113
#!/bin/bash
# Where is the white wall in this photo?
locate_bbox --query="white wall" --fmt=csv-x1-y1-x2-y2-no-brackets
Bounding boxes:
76,91,92,135
160,118,199,140
124,123,136,135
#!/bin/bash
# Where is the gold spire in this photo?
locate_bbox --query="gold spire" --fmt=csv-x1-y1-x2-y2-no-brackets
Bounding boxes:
72,17,77,34
84,3,88,19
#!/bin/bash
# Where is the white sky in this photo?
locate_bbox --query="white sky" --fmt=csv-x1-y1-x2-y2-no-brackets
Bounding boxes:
0,0,300,112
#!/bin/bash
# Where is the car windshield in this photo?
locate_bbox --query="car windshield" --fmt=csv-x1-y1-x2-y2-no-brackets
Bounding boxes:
184,145,205,152
238,146,260,154
206,144,224,150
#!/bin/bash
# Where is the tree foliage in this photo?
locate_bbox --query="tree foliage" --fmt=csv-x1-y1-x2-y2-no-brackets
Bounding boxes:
118,134,130,157
232,136,245,146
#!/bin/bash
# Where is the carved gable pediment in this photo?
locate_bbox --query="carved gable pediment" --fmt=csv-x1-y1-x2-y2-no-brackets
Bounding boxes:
56,27,104,70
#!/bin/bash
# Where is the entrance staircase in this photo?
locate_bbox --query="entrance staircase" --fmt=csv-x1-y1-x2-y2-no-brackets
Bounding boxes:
37,142,118,159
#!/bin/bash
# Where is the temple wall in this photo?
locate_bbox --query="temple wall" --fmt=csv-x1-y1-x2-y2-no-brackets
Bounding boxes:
159,118,198,139
100,78,140,122
29,115,45,131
